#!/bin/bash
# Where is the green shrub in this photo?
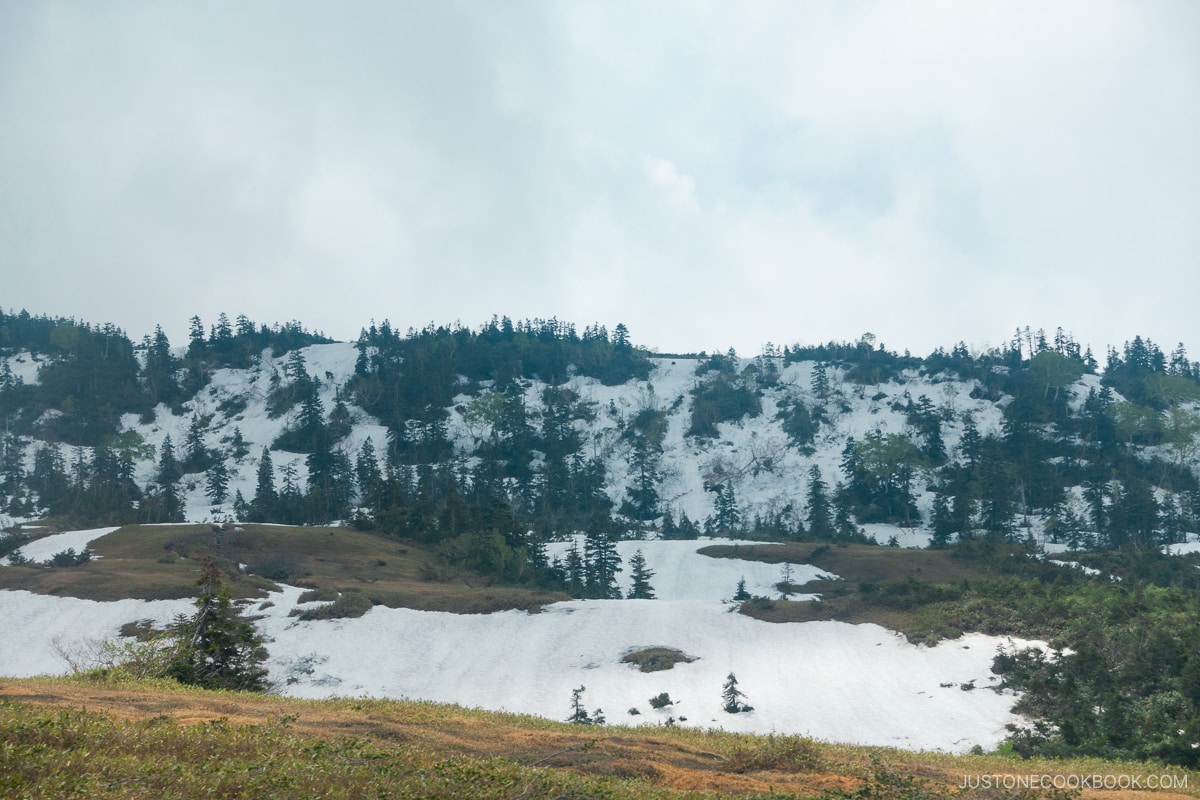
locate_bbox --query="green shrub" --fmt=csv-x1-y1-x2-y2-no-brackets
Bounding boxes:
291,590,374,621
727,735,821,773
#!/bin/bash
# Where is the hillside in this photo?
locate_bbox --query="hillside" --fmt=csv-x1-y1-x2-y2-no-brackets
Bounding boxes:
2,311,1200,763
3,312,1198,553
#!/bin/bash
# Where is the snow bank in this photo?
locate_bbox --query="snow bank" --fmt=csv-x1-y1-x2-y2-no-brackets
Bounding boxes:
1,527,118,565
0,590,194,676
0,535,1032,753
258,538,1030,752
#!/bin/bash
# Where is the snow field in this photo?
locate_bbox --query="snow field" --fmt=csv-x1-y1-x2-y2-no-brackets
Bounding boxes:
1,527,118,565
0,536,1035,752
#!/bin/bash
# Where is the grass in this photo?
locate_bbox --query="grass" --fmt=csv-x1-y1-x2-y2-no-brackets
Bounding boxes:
701,542,1088,644
1,676,1196,800
699,542,992,587
622,647,698,673
0,523,568,613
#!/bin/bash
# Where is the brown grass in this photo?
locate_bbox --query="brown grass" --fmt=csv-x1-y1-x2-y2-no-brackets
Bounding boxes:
0,523,568,613
699,542,991,587
1,677,1195,800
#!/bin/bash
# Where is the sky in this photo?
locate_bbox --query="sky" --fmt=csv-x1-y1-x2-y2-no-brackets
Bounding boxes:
1,1,1197,359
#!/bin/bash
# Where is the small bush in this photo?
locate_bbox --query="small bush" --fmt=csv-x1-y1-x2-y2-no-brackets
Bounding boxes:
727,735,822,773
49,548,92,567
0,531,31,558
248,552,306,581
290,591,374,621
648,692,673,710
621,647,697,673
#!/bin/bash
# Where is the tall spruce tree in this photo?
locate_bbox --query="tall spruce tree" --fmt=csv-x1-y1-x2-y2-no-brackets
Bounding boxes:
583,530,622,599
805,465,835,540
626,549,656,599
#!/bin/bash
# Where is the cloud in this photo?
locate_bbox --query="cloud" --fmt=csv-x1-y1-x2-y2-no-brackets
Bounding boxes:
0,1,1196,358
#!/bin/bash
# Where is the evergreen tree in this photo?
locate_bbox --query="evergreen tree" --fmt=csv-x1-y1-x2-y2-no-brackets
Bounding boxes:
567,685,604,725
707,483,741,533
805,466,835,539
157,433,180,485
721,672,752,713
677,511,701,540
205,459,230,505
811,361,830,399
183,415,212,472
626,549,656,599
250,448,277,522
232,489,249,520
974,437,1017,539
733,576,751,601
355,439,383,509
278,461,304,524
167,560,268,692
930,490,954,547
227,426,249,460
1,433,25,494
565,539,585,596
583,530,622,599
140,324,182,409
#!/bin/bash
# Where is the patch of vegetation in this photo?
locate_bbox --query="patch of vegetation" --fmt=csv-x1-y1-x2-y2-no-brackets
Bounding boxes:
621,647,696,673
48,547,92,566
289,590,374,621
648,692,673,710
0,523,570,614
727,734,821,773
118,620,164,641
687,369,762,439
296,587,340,603
700,541,994,587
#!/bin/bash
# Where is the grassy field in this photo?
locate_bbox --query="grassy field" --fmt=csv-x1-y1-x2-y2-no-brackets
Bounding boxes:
2,676,1196,800
698,542,995,586
699,541,1085,644
0,524,568,613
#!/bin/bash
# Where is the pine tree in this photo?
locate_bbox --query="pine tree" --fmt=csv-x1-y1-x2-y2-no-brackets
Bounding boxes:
811,361,830,400
228,427,249,460
205,459,230,505
707,483,741,533
722,672,752,713
733,576,751,601
157,433,180,485
627,549,656,599
250,448,277,522
583,530,622,599
805,466,835,540
355,439,383,509
183,415,212,472
565,539,585,595
167,560,268,692
233,489,249,520
930,490,954,547
567,685,603,725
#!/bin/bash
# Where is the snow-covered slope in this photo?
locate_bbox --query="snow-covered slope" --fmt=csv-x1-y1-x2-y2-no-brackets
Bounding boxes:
10,342,1022,541
0,536,1034,753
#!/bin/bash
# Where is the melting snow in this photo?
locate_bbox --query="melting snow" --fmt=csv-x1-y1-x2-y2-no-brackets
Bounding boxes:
1,535,1033,753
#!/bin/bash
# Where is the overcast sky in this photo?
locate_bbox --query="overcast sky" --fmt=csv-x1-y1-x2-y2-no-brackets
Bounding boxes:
2,1,1197,359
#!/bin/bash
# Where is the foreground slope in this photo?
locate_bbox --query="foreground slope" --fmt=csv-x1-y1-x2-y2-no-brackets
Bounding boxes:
2,677,1196,800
